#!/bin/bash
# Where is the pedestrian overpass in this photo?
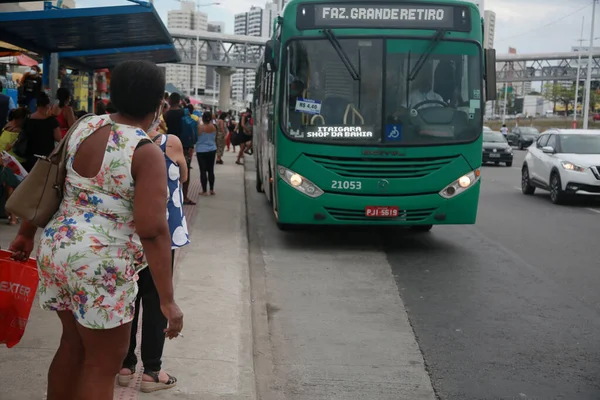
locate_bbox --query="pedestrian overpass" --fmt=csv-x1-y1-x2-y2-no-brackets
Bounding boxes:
170,29,600,83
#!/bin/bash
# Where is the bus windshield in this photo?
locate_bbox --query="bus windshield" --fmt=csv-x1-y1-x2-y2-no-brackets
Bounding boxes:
283,38,482,146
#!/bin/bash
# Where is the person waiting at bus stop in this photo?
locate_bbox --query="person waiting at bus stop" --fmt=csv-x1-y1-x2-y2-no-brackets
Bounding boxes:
19,65,42,112
235,109,253,165
9,60,184,400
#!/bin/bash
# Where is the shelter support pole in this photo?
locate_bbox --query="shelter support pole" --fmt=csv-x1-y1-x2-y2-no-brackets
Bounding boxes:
42,55,50,89
49,53,59,102
215,66,236,111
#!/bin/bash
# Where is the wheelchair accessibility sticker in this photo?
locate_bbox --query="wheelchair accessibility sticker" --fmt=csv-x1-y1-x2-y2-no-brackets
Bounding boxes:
385,124,402,141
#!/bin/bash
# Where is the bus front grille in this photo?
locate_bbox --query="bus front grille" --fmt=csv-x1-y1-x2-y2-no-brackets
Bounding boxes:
307,154,457,178
325,207,435,222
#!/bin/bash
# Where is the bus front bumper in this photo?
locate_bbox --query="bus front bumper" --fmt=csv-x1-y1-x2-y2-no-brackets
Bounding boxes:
276,180,481,225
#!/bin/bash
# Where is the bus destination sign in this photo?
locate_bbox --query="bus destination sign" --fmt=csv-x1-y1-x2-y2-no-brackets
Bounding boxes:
297,3,471,31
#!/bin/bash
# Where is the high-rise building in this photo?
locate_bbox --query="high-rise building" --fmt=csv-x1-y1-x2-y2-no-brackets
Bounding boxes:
483,10,495,49
232,2,280,102
165,0,208,95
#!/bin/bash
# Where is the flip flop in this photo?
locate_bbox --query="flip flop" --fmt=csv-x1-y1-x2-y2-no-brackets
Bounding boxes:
183,200,197,205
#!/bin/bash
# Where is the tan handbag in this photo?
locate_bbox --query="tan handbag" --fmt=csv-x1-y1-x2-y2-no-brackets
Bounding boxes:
6,114,94,228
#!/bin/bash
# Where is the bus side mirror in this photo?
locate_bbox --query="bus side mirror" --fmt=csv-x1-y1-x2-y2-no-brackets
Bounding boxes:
484,48,497,101
265,40,279,72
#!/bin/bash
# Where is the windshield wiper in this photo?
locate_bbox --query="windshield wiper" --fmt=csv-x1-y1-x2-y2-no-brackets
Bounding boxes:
408,29,446,81
322,29,360,81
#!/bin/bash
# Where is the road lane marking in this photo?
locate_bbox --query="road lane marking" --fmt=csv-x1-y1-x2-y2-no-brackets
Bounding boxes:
514,187,521,191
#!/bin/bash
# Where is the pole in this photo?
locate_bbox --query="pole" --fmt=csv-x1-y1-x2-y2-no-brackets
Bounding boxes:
194,3,200,98
502,82,508,124
574,16,585,125
212,69,217,109
583,0,597,129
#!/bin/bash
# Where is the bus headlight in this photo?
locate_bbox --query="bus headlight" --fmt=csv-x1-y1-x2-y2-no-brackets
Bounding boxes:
278,166,324,198
439,169,481,199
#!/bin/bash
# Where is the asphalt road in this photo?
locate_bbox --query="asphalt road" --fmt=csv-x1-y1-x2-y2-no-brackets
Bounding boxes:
246,150,600,400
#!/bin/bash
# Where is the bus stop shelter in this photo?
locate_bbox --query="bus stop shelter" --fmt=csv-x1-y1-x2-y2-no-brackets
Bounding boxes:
0,1,179,89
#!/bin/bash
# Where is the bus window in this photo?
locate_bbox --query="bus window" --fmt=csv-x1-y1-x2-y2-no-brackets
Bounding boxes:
384,39,482,145
284,39,383,143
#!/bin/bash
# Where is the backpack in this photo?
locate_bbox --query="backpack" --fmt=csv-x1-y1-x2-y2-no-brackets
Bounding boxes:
179,109,198,149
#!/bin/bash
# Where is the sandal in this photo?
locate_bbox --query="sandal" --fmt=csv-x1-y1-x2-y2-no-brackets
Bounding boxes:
140,370,177,393
183,200,197,205
117,366,136,387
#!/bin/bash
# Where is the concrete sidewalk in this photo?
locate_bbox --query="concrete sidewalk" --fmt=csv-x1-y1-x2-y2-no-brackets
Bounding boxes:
0,152,256,400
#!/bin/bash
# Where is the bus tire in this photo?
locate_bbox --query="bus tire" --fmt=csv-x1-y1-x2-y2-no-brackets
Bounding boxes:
277,222,291,231
256,166,264,193
411,224,433,232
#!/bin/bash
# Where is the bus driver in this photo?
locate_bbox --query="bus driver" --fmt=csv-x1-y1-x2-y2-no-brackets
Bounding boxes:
401,61,445,110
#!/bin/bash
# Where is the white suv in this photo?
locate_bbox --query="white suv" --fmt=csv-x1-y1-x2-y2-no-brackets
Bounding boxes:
521,129,600,204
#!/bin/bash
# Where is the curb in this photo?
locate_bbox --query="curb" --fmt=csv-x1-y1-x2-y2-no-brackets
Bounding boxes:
243,157,283,400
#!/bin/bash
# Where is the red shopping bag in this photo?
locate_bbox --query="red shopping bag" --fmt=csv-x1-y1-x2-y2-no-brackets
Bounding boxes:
0,250,38,348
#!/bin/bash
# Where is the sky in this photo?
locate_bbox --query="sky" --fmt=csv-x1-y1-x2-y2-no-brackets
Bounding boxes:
77,0,599,55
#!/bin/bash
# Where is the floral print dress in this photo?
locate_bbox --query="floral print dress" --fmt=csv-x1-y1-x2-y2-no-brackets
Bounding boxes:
37,115,152,330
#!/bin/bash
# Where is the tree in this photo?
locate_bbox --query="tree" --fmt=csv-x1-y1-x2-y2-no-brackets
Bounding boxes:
588,90,600,113
557,86,575,116
543,82,562,114
543,83,575,116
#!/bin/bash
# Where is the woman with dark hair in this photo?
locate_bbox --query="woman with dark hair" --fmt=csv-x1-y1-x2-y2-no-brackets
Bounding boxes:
215,112,227,164
9,60,183,400
51,87,76,138
17,92,61,172
95,100,107,115
235,109,253,165
196,110,217,195
0,106,29,163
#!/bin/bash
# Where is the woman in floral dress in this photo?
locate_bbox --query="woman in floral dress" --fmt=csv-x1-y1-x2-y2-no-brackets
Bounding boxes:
9,60,183,400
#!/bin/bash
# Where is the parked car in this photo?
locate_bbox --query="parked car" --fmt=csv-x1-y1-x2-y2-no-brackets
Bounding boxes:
521,129,600,204
507,126,540,149
483,131,513,167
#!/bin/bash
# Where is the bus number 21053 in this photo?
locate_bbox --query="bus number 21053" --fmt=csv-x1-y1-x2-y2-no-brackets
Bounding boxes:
331,180,362,190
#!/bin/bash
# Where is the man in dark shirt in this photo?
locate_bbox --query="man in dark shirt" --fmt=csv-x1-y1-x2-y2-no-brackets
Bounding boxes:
164,92,195,205
20,65,42,112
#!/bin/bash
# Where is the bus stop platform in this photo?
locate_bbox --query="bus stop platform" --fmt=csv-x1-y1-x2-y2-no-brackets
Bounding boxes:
0,153,256,400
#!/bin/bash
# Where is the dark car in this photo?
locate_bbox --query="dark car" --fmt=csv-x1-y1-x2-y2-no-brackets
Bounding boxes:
507,126,540,149
483,131,513,166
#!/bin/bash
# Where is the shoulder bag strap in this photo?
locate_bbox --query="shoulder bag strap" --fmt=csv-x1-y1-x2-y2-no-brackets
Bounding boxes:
51,113,95,192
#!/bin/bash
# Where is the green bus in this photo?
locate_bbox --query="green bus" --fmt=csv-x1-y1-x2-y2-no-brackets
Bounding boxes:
252,0,497,230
